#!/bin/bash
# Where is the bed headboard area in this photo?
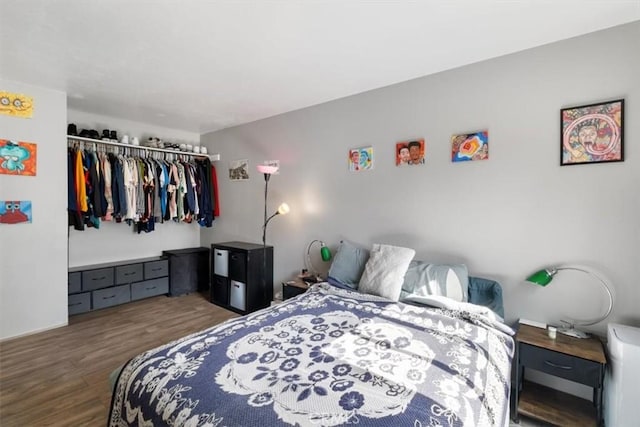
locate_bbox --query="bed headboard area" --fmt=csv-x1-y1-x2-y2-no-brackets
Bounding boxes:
325,239,505,318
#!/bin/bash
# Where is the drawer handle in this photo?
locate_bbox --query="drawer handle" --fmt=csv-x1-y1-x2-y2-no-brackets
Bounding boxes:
92,276,106,281
103,295,116,300
544,360,572,370
124,272,136,276
145,286,157,290
69,302,82,307
151,267,163,271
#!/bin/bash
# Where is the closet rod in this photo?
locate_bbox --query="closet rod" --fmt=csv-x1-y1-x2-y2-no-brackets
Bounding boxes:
66,135,221,161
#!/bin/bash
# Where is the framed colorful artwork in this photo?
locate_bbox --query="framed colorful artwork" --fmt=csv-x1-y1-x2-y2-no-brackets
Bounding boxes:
0,91,34,118
560,99,624,166
0,139,37,176
396,139,425,166
348,146,373,172
0,200,32,224
451,131,488,162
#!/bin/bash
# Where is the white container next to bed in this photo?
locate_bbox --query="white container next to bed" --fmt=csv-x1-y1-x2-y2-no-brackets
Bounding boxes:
214,249,229,277
230,280,246,311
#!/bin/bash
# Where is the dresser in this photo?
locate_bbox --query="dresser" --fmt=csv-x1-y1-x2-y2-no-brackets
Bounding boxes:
68,257,169,315
211,241,273,315
511,324,606,426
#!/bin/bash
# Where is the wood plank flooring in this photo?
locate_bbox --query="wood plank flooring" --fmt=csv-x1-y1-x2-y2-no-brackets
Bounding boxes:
0,292,237,427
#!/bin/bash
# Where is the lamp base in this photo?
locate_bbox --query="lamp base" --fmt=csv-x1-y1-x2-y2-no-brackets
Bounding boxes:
559,327,590,339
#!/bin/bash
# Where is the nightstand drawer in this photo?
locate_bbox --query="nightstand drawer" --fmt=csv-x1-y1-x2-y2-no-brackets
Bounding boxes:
520,343,601,386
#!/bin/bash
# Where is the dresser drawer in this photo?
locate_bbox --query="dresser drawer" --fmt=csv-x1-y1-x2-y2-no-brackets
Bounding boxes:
131,277,169,301
82,268,114,291
68,292,91,315
68,272,82,294
520,343,601,387
92,284,130,310
144,260,168,279
115,263,143,284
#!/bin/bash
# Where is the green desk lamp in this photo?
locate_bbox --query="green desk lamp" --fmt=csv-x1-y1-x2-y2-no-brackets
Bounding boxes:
526,266,614,338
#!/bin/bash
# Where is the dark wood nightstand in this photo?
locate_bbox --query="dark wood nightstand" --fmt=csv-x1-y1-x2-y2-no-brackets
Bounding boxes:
282,277,309,300
511,324,606,427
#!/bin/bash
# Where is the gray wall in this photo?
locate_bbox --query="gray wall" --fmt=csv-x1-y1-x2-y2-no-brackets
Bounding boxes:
0,80,68,340
201,22,639,333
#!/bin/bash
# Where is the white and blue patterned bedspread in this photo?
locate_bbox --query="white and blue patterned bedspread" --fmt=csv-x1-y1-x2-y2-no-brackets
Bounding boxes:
109,284,514,427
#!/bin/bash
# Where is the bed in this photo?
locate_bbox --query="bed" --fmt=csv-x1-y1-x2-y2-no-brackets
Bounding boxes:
108,280,514,426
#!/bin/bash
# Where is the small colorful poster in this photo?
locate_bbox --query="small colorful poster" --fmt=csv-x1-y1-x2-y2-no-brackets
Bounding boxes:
348,146,373,172
0,200,32,224
396,139,425,166
229,159,249,181
0,91,34,118
451,131,489,162
0,139,37,175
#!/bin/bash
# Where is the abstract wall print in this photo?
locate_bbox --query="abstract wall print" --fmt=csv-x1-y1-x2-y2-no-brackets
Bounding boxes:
396,139,425,166
561,99,624,166
0,91,34,118
0,200,32,224
0,139,37,176
229,159,249,181
451,131,489,162
348,146,373,172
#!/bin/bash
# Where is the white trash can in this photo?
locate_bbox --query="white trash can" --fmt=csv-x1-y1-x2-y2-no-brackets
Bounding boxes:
605,323,640,427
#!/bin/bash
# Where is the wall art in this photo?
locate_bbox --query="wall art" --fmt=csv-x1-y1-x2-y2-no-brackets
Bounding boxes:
561,99,624,166
0,139,37,176
348,146,373,172
0,91,34,118
396,139,425,166
451,130,488,162
0,200,32,224
229,159,249,181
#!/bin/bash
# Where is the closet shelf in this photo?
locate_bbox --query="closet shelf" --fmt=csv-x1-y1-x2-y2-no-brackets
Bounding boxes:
67,135,220,161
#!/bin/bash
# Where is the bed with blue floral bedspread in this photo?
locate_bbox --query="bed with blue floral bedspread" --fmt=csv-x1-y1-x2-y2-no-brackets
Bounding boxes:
108,283,514,427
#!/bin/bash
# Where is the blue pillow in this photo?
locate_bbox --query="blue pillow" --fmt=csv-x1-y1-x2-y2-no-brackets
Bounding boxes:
327,240,370,289
468,276,504,318
401,260,469,302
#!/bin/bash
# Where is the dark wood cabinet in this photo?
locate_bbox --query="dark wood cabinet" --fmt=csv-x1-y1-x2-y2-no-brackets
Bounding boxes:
211,241,273,315
163,247,210,296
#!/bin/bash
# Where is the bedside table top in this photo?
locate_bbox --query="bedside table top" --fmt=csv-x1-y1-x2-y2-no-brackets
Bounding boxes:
517,324,606,364
284,277,309,290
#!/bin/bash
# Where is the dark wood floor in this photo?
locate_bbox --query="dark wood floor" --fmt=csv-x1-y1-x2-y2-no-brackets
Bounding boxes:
0,292,237,427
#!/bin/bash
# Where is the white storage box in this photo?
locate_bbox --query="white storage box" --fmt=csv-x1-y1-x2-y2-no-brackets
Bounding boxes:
213,248,228,277
230,280,246,311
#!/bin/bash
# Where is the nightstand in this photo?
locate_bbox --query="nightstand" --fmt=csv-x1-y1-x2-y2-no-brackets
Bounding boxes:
511,324,606,427
282,277,309,300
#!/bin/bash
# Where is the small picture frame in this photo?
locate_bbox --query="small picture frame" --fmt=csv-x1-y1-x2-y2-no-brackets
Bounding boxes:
348,146,373,172
560,99,624,166
451,130,488,162
396,139,425,166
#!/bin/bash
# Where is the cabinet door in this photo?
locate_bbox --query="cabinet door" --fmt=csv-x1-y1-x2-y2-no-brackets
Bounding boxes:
228,251,247,282
211,275,229,306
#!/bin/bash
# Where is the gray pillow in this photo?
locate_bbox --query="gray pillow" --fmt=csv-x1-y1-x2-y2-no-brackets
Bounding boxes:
327,240,370,289
358,244,415,301
400,260,469,302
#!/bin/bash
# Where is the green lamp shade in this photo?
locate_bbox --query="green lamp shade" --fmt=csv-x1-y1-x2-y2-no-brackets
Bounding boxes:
320,245,332,262
526,269,553,286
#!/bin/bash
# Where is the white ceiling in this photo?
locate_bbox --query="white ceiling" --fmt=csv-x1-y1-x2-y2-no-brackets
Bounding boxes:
1,1,638,134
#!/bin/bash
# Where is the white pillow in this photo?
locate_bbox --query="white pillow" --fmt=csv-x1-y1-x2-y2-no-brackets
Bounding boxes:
358,244,416,301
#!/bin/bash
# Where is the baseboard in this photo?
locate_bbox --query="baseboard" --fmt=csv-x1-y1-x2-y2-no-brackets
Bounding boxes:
0,320,68,343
